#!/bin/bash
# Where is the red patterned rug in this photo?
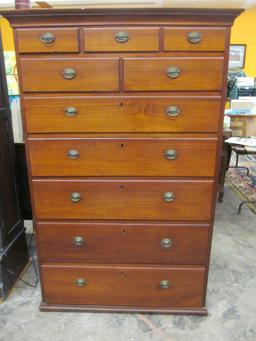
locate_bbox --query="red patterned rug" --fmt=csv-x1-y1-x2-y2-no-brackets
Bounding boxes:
226,154,256,214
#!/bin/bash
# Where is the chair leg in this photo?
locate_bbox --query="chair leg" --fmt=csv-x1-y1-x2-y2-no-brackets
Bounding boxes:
218,189,224,203
238,200,256,214
235,152,239,167
238,201,245,214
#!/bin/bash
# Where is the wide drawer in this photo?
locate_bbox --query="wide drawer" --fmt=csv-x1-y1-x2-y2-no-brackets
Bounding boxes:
41,264,206,308
33,179,213,221
23,96,221,133
28,137,217,177
37,222,209,265
16,28,79,53
84,27,159,52
20,58,119,92
163,27,227,51
124,57,224,91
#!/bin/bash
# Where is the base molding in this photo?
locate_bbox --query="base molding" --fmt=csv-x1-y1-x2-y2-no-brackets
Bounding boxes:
40,302,208,315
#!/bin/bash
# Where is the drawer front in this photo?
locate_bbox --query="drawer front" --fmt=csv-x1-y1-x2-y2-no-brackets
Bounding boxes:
16,28,79,53
28,137,217,177
124,57,224,91
37,222,209,265
84,27,159,52
33,179,213,221
23,96,221,133
41,265,206,308
20,58,119,92
163,27,227,51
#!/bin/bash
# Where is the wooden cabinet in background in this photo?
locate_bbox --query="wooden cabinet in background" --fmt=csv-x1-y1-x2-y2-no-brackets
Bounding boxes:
0,35,28,301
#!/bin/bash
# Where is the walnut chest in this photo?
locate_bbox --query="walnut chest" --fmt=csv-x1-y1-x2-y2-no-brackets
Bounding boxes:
2,7,242,314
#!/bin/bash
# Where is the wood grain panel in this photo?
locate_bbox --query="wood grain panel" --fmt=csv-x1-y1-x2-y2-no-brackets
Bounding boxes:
84,27,159,52
20,58,119,92
41,264,206,308
28,137,217,177
33,179,214,221
37,222,209,265
124,57,224,91
23,96,221,133
163,27,227,51
16,28,79,53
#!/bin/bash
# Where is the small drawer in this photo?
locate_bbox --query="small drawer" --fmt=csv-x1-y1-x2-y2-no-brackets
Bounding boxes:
20,58,119,92
37,222,209,265
28,137,217,177
124,57,224,91
84,27,159,52
16,28,79,53
33,179,213,221
23,96,221,133
41,264,206,308
163,27,227,51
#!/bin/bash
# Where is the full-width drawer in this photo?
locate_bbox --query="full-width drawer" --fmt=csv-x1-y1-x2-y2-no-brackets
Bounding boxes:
41,264,206,308
37,222,209,265
124,57,224,91
163,27,227,51
23,96,221,133
84,27,159,52
28,137,217,177
16,28,79,53
20,58,119,92
33,179,213,221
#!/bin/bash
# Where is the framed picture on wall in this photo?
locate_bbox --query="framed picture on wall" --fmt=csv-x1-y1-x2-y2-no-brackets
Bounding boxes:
229,44,246,69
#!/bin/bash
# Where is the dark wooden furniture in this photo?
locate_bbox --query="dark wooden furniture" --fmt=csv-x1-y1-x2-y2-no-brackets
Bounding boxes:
218,128,232,202
0,34,29,301
15,143,32,220
1,7,242,314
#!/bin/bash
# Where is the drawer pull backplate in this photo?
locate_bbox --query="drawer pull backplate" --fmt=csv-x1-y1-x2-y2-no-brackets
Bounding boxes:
167,67,181,78
67,149,80,160
62,68,76,80
164,149,177,160
40,32,55,44
114,32,129,43
161,238,173,248
187,31,202,44
160,280,170,289
73,236,84,247
70,192,81,202
75,278,86,287
163,192,175,203
65,107,77,117
166,105,180,117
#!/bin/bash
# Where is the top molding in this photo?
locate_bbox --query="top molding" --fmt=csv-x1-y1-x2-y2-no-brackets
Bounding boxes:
0,8,243,27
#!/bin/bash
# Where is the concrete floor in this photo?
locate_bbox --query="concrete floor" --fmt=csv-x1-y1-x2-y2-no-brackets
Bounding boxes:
0,186,255,341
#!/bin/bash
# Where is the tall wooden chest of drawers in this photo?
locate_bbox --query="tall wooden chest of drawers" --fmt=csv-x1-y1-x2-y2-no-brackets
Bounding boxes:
2,7,242,314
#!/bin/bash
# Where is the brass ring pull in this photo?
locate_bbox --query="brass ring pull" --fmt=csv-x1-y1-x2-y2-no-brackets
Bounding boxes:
187,31,202,44
70,192,81,203
166,106,180,117
160,280,170,289
167,67,181,79
40,32,55,44
67,149,80,159
62,68,76,80
114,32,129,43
75,278,86,287
65,107,77,117
164,149,177,160
73,236,84,247
163,192,175,203
161,238,173,249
